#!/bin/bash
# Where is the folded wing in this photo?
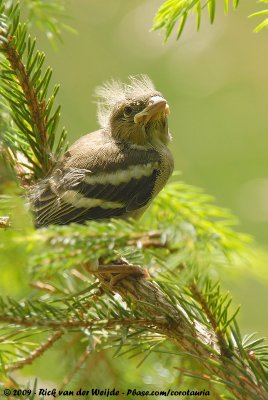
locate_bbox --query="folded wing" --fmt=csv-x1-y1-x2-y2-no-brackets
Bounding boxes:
30,134,160,226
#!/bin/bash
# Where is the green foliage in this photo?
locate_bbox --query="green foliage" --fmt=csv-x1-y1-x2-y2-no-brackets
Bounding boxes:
249,1,268,33
0,0,68,181
153,0,268,41
0,1,268,398
23,181,250,284
153,0,240,41
22,0,76,44
1,182,267,398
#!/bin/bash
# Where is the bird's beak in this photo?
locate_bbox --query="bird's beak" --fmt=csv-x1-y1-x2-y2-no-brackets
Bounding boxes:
134,96,170,125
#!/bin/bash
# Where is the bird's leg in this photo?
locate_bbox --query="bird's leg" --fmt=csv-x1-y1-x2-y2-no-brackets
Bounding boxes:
98,264,149,286
84,258,149,286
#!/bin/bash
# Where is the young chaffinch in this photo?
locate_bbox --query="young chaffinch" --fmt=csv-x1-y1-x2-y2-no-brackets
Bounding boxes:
30,75,174,227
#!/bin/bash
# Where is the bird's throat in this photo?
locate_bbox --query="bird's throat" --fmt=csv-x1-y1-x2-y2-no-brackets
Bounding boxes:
145,119,171,146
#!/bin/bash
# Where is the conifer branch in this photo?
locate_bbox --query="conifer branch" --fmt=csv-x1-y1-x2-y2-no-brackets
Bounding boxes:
22,0,76,45
5,330,63,371
189,282,231,358
153,0,268,41
0,315,164,330
153,0,240,41
0,1,68,183
1,32,51,174
97,272,267,400
0,183,267,398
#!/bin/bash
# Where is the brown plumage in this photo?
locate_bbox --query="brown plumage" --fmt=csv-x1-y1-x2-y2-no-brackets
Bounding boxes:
29,75,174,227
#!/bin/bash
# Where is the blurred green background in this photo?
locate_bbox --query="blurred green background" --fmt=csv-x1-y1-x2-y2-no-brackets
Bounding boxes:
31,0,268,336
2,0,267,391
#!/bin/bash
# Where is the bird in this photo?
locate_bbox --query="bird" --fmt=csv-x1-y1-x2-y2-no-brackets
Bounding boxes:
29,75,174,228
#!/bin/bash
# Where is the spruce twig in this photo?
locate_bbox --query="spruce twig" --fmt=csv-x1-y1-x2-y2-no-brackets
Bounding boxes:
97,271,267,400
0,0,67,183
189,282,231,358
4,330,63,371
153,0,268,41
1,32,52,175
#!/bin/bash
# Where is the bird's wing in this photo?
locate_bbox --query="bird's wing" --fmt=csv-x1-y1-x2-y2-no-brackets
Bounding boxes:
30,135,161,226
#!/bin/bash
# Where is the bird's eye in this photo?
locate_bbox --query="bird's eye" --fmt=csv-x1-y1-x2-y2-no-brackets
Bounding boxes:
123,106,132,117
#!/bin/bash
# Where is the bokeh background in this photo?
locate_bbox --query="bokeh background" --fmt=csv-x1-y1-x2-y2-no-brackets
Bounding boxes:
3,0,267,391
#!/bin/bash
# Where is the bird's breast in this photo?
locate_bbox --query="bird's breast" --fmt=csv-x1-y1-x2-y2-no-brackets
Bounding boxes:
151,140,174,199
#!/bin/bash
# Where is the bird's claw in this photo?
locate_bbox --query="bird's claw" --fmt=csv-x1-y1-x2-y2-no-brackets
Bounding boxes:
98,264,149,286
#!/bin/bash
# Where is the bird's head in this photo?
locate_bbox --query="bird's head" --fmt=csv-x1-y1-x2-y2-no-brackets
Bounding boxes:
96,75,171,146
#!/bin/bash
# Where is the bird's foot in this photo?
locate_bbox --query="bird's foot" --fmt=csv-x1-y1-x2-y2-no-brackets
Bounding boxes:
83,258,149,286
98,264,149,286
